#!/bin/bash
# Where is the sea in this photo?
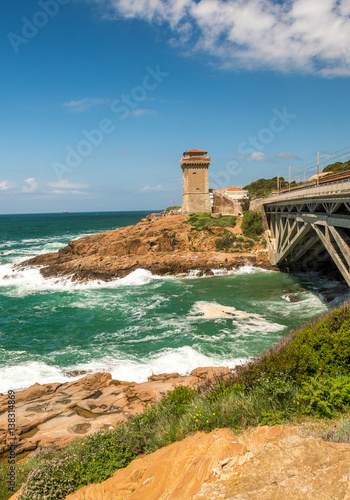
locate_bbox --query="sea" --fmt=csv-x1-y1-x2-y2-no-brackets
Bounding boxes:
0,211,346,394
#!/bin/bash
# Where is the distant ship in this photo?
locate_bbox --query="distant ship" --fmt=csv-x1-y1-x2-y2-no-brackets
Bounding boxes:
61,210,68,214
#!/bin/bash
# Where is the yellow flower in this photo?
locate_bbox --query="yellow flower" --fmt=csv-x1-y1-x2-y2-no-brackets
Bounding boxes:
206,420,209,423
195,406,197,409
196,419,198,422
297,402,299,405
213,413,216,416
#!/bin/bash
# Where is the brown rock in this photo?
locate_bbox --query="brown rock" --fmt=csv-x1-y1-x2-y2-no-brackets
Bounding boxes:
0,368,229,460
16,215,276,282
63,425,350,500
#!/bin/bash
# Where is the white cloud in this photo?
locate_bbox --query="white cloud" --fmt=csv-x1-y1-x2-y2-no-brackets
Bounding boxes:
140,184,164,191
22,178,39,193
50,189,90,196
62,98,110,112
276,152,301,160
0,181,16,191
92,0,350,76
47,179,90,189
238,151,268,162
131,108,157,117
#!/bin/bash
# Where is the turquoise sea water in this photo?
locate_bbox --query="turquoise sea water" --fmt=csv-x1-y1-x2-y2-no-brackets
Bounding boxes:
0,212,343,393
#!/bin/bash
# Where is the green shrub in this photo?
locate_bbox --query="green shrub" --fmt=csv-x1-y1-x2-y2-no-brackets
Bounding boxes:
215,232,255,252
187,214,236,231
236,305,350,386
241,211,264,240
299,375,350,418
164,206,181,212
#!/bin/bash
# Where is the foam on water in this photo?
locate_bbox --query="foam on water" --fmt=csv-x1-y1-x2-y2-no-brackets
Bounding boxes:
0,266,170,297
0,347,247,393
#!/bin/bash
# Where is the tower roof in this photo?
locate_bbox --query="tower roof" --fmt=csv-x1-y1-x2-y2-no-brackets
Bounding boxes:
183,148,208,155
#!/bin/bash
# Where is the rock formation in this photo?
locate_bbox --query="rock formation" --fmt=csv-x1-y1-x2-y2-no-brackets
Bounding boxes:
0,368,230,461
58,426,350,500
16,215,273,282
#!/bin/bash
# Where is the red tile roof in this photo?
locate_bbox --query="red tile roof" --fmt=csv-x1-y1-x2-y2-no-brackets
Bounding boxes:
220,187,247,192
184,148,208,154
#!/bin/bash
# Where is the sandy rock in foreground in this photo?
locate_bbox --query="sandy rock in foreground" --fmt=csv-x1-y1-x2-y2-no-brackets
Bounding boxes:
63,425,350,500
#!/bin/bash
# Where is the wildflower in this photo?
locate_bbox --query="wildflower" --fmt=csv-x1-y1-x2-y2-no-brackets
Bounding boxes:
206,420,209,423
213,413,216,416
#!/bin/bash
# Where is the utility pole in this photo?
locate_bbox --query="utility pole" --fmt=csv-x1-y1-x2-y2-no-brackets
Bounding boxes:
277,174,280,192
289,165,291,191
317,151,320,186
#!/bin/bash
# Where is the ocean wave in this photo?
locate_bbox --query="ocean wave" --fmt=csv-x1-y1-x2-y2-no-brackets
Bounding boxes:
0,347,247,393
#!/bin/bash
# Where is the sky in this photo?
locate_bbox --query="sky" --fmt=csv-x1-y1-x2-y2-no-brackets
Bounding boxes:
1,0,350,214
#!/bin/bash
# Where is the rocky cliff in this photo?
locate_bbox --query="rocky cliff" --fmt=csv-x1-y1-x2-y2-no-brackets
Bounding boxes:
60,426,350,500
17,215,272,282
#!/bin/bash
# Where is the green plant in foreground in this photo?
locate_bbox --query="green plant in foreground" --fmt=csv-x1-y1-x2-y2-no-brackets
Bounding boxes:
299,375,350,418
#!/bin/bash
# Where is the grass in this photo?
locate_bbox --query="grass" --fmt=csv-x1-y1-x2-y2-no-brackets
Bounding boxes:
164,206,181,212
186,213,237,231
2,301,350,499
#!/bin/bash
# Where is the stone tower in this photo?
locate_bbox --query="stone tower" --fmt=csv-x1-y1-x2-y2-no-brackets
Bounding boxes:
181,149,211,214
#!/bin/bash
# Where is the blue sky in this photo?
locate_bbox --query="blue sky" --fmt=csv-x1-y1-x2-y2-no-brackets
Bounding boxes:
1,0,350,214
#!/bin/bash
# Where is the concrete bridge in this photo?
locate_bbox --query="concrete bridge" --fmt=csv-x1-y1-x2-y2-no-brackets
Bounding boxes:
262,178,350,285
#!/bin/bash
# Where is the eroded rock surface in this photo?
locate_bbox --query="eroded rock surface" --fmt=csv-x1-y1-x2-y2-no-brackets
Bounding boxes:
0,368,231,459
16,215,272,282
62,425,350,500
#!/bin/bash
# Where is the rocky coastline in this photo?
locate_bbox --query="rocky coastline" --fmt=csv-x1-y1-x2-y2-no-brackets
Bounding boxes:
16,214,275,282
0,367,231,462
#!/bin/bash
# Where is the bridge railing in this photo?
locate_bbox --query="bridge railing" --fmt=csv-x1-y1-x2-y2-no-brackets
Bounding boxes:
263,178,350,203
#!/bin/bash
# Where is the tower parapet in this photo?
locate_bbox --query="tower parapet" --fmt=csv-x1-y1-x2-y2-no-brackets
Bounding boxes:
181,149,211,214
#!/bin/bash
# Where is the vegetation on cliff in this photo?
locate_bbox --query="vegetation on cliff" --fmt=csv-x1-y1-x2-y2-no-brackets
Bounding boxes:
186,213,237,230
241,211,265,240
2,301,350,499
323,159,350,175
244,177,288,199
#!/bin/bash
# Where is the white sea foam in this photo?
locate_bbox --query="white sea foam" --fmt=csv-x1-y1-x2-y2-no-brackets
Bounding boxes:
191,301,263,321
211,265,272,277
0,347,247,393
0,266,169,296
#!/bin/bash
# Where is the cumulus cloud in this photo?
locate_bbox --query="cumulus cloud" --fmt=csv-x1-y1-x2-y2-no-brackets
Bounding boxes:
62,98,110,112
22,178,39,193
238,151,268,162
276,152,301,160
0,180,16,191
47,179,90,189
92,0,350,76
140,184,164,191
